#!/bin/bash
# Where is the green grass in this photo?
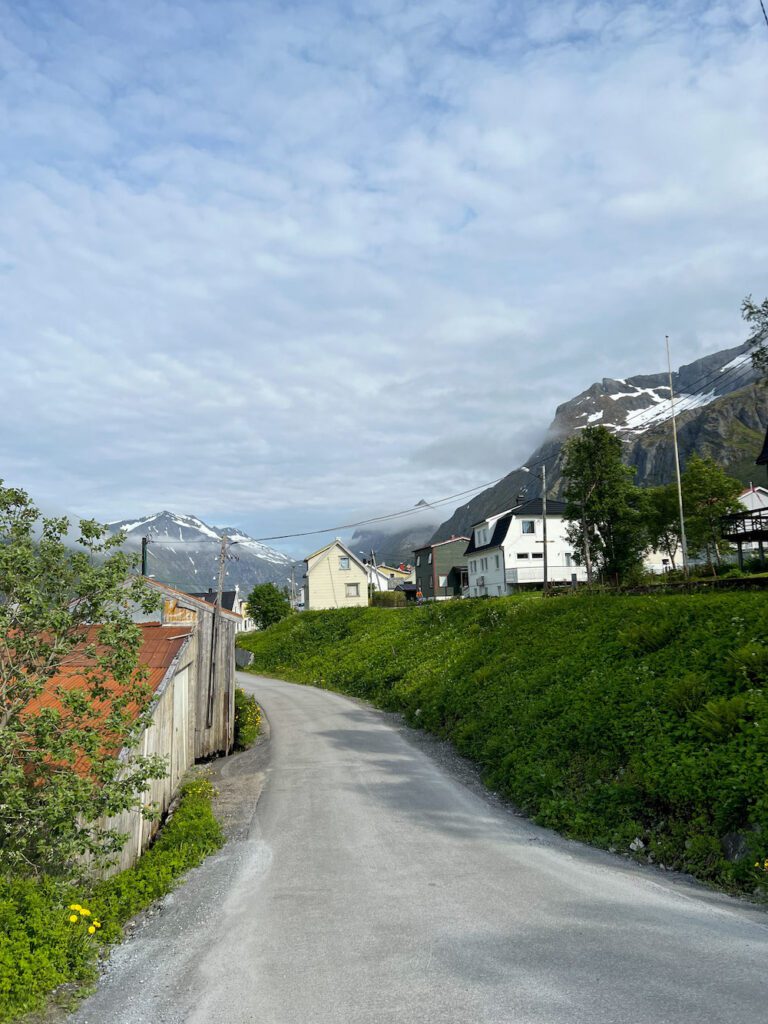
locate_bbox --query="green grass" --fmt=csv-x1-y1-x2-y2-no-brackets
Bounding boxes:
238,594,768,895
234,687,261,750
0,777,224,1023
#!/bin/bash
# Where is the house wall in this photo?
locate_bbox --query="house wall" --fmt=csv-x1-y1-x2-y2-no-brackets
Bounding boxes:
503,513,585,586
129,584,236,758
305,543,369,609
467,515,587,594
467,545,506,597
414,540,467,599
98,636,197,876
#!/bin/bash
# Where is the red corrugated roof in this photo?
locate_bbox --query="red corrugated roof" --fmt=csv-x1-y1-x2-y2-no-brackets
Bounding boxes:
24,624,191,775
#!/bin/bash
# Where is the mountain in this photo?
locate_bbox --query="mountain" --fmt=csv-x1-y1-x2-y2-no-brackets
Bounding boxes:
432,342,767,542
348,521,438,568
106,511,294,594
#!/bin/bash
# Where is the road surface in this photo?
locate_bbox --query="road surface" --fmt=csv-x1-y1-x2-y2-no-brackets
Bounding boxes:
71,673,768,1024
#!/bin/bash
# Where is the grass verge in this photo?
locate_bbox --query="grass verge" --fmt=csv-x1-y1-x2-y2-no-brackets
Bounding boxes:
0,777,224,1023
238,593,768,896
233,688,261,750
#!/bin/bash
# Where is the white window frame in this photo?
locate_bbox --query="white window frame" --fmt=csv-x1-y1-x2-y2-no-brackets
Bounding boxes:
345,582,360,597
339,556,350,570
522,520,535,535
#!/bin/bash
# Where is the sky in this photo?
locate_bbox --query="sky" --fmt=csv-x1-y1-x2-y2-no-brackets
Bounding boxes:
1,0,767,555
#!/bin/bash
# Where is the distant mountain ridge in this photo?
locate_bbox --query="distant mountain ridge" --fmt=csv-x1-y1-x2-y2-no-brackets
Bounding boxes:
106,510,293,594
432,342,767,542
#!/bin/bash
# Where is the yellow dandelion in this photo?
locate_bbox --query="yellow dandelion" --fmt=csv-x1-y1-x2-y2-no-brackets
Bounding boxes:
69,914,78,923
88,925,96,934
79,908,91,917
69,904,81,912
93,921,101,928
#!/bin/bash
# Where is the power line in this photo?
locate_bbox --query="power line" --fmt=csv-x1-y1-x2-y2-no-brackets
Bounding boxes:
622,353,752,428
761,0,768,29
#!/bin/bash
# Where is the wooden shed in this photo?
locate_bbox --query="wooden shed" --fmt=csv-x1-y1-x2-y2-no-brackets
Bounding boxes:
132,580,238,759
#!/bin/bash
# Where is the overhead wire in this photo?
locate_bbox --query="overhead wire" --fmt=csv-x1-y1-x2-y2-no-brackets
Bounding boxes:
129,351,757,547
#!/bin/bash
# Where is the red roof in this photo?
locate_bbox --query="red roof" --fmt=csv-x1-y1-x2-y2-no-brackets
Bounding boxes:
24,624,191,774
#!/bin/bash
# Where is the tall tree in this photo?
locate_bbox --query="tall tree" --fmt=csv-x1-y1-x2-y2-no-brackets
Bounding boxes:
562,425,647,583
681,455,742,567
246,582,292,630
644,483,682,570
0,482,165,878
742,294,768,381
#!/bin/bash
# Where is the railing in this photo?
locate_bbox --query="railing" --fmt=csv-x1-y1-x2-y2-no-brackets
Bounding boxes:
506,565,588,585
721,508,768,541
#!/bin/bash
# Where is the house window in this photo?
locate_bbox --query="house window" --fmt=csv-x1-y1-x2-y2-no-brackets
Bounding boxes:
565,553,573,567
339,556,350,570
494,555,500,569
522,521,535,535
428,577,433,588
345,583,360,597
532,552,543,559
438,574,447,587
416,555,421,566
470,560,476,573
481,557,488,571
517,553,529,559
428,552,433,564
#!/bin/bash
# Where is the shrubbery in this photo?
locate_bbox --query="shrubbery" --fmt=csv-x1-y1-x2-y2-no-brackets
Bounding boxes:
0,777,223,1022
239,594,768,895
234,688,262,750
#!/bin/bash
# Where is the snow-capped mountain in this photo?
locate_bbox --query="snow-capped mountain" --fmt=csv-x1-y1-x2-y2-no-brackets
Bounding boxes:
432,342,767,542
106,511,294,594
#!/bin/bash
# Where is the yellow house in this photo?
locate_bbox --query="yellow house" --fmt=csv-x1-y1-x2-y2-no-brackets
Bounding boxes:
304,539,369,610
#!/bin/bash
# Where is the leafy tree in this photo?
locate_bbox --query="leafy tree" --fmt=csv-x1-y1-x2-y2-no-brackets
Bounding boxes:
246,582,292,630
644,483,682,570
742,294,768,381
681,455,742,567
562,425,647,583
0,482,165,879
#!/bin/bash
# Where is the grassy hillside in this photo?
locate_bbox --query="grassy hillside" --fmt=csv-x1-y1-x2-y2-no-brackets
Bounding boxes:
238,594,768,895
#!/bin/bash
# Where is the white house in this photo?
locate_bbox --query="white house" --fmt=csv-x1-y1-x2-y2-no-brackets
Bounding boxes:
465,499,587,596
304,539,369,610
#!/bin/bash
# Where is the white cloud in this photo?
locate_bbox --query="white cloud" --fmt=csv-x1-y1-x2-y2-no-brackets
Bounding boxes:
0,0,766,542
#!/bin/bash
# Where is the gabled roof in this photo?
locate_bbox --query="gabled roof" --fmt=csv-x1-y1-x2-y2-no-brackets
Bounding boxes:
465,499,569,554
25,624,191,775
413,536,470,554
465,512,514,554
305,538,367,573
190,590,239,612
142,578,241,620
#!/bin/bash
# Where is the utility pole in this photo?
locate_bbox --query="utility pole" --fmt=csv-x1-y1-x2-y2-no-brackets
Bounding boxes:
666,336,690,577
206,535,229,730
141,536,150,576
290,564,296,609
541,464,549,593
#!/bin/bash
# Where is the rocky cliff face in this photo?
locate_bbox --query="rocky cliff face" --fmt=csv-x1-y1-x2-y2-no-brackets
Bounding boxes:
432,343,766,543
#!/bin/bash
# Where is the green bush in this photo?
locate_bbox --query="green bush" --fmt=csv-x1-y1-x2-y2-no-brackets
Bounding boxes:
240,593,768,895
234,688,261,750
0,777,223,1022
371,590,407,607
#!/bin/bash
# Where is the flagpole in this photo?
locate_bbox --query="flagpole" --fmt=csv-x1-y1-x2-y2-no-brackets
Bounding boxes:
666,335,689,577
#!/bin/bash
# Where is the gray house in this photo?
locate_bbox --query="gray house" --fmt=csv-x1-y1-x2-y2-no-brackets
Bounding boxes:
413,537,469,600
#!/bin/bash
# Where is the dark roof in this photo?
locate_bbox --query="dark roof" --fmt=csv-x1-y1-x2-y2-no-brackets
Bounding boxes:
757,427,768,466
190,590,238,612
465,512,513,554
465,499,568,554
394,582,418,592
412,537,470,555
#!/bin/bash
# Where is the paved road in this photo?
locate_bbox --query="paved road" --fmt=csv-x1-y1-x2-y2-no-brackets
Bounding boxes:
72,674,768,1024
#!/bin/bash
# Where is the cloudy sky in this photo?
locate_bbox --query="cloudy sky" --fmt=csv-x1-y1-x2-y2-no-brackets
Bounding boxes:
1,0,767,553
